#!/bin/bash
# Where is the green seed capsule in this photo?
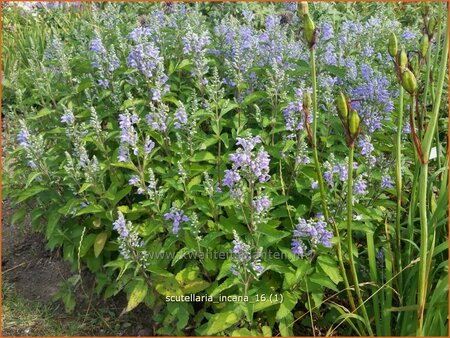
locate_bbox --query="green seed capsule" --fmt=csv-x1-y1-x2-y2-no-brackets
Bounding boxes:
304,14,315,47
411,54,420,76
349,110,360,138
420,34,429,57
399,49,408,70
428,17,437,35
388,33,398,58
303,92,312,109
401,69,418,95
421,3,430,16
336,92,348,118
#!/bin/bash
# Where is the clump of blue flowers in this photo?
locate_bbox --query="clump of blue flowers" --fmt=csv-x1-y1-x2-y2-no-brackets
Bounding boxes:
292,215,333,258
113,212,148,266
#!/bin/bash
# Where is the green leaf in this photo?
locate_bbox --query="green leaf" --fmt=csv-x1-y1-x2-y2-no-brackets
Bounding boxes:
94,232,108,258
46,211,61,238
155,278,183,297
126,280,148,312
176,59,191,71
79,233,96,257
30,108,52,120
11,207,27,226
120,98,146,110
111,186,132,207
317,255,343,285
16,185,47,204
175,266,210,294
78,183,92,194
279,312,294,336
243,91,268,105
25,172,41,189
171,247,197,266
76,204,104,216
310,272,338,292
191,151,216,162
276,291,298,321
205,310,241,335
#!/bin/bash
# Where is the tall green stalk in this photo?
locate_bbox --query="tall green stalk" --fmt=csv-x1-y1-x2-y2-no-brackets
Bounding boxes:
346,145,373,336
395,86,404,293
366,232,382,336
416,24,448,336
309,49,360,330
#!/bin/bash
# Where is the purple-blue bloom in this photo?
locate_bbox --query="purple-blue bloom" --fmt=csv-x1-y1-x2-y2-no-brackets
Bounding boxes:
164,207,189,234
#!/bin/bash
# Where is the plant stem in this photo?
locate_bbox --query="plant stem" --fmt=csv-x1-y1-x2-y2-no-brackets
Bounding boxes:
395,86,404,293
416,161,428,336
309,48,360,331
346,145,373,336
366,231,382,336
416,23,448,337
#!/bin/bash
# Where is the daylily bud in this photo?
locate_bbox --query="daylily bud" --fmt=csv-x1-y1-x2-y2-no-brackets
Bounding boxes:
300,2,309,15
398,48,408,70
349,110,360,138
428,17,437,35
388,33,398,58
411,54,420,76
421,3,430,16
336,92,348,119
420,34,429,57
303,92,312,109
401,69,418,95
304,14,316,48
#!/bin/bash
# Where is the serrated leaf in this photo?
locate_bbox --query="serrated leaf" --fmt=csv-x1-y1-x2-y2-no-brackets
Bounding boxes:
317,255,343,285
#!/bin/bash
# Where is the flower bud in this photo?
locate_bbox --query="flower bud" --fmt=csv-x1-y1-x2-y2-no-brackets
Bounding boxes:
428,17,437,35
300,2,309,15
401,69,418,95
303,92,312,109
420,34,429,57
388,33,398,58
336,92,348,119
349,110,360,138
411,54,420,76
304,14,316,47
421,3,430,16
398,48,408,70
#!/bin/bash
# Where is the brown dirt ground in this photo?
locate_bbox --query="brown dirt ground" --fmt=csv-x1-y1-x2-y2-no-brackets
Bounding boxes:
2,200,73,303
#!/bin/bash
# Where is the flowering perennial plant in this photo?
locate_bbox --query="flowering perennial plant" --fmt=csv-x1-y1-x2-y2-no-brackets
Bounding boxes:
4,2,448,336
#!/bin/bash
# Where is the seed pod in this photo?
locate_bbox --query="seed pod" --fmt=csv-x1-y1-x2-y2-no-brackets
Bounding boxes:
303,92,312,110
420,34,429,57
300,2,309,15
304,14,316,47
428,17,437,35
349,110,360,138
388,33,398,58
398,48,408,70
421,3,430,16
401,69,418,94
336,92,348,119
411,54,420,76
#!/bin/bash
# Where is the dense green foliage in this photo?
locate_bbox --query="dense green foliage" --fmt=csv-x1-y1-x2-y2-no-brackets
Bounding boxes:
2,2,448,336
